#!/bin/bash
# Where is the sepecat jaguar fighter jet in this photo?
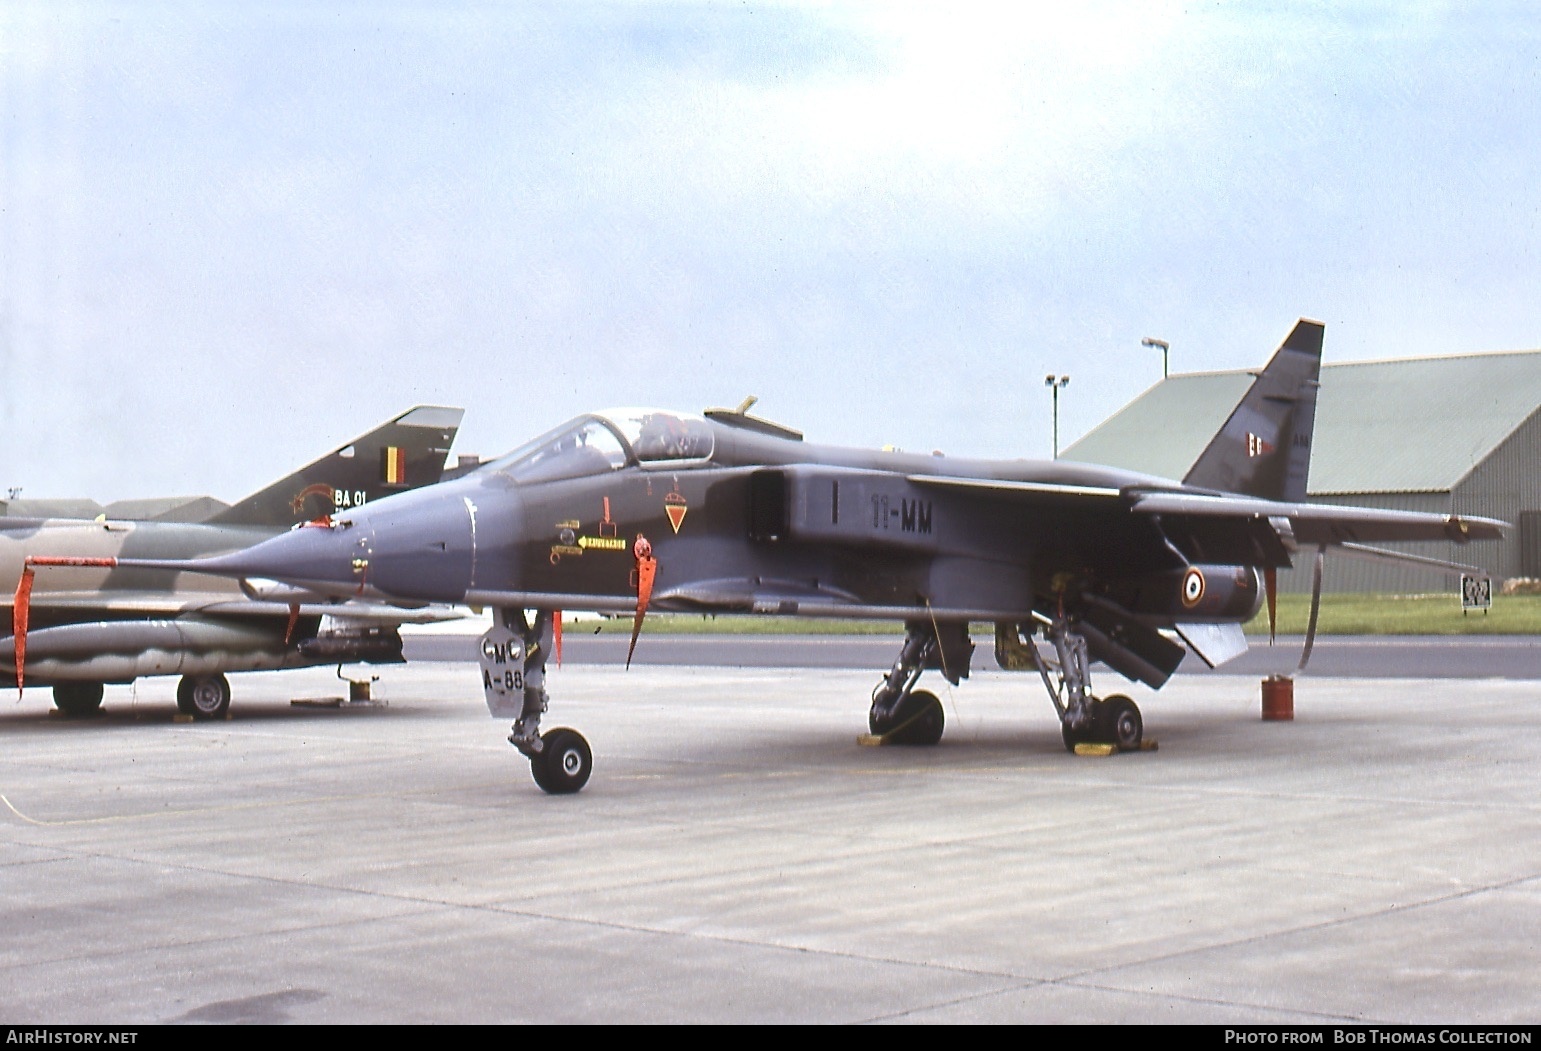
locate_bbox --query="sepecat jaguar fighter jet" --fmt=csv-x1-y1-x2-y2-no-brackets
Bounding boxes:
14,321,1503,790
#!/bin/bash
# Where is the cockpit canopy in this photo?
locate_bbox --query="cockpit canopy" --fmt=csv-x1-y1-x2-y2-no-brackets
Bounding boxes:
480,409,715,484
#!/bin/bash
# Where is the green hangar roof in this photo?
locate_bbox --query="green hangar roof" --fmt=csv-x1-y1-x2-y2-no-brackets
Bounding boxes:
1063,349,1541,496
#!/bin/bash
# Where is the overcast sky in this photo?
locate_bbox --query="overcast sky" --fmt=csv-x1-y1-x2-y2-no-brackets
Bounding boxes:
3,1,1538,502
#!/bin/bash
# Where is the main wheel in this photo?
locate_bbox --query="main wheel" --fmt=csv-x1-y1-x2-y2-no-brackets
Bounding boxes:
530,727,592,795
868,689,945,746
1102,695,1143,750
1061,699,1103,752
177,674,231,720
53,682,105,717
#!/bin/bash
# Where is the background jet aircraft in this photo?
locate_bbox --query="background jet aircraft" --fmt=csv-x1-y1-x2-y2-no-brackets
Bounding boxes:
1,405,464,718
22,322,1502,790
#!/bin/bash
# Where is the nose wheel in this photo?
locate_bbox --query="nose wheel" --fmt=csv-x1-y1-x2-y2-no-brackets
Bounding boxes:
529,727,592,794
869,688,946,746
867,622,971,746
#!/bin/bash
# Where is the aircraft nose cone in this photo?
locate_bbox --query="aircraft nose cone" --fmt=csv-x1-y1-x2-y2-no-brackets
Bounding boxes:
207,479,498,605
210,518,374,597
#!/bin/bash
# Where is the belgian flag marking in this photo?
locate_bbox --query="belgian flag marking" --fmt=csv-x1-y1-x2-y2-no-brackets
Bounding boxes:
381,446,406,485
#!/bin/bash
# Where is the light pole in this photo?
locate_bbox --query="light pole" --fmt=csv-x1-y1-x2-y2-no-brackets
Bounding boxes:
1044,374,1069,458
1142,336,1170,378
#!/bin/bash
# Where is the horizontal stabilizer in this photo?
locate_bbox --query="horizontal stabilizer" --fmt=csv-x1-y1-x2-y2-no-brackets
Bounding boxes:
1130,491,1505,545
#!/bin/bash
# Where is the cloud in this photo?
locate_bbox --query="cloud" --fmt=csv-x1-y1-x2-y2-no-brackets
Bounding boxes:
3,1,1540,498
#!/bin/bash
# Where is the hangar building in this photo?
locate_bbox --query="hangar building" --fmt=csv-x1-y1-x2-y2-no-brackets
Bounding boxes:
1064,349,1541,593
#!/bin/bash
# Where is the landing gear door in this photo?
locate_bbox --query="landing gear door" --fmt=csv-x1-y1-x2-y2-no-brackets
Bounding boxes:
479,621,526,717
1174,621,1250,670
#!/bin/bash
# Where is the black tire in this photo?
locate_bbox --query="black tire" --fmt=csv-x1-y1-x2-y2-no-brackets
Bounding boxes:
869,689,946,745
177,674,231,720
530,728,592,795
1102,695,1142,750
53,682,104,717
889,689,945,746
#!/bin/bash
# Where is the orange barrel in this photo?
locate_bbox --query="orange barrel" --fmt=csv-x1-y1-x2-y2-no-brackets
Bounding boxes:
1261,675,1294,721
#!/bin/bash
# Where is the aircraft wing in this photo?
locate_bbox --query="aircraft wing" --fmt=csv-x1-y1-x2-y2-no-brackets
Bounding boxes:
12,589,464,624
907,474,1503,548
1127,491,1506,546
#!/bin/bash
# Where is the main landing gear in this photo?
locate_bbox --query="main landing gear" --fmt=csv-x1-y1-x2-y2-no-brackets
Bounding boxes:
50,675,236,721
52,682,104,718
1027,617,1143,752
480,608,592,795
177,673,231,720
867,621,973,746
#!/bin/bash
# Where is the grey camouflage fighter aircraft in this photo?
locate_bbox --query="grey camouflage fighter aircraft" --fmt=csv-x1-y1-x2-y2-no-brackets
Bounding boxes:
2,405,463,718
13,322,1503,789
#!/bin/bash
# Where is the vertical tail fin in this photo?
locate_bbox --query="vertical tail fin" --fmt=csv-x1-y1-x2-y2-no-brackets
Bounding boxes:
1183,320,1323,502
210,406,465,527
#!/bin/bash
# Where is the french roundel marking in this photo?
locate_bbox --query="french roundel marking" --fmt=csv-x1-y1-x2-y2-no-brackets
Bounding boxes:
1181,567,1206,608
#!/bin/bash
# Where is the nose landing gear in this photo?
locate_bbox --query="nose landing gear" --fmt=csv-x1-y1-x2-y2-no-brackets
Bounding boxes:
481,608,592,794
529,726,593,795
866,620,971,746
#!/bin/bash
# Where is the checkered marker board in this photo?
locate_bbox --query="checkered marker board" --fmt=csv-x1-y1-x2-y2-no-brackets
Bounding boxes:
1461,574,1492,610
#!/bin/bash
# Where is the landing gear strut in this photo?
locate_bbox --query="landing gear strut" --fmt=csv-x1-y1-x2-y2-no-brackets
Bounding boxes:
867,620,971,746
480,608,591,794
1025,617,1143,752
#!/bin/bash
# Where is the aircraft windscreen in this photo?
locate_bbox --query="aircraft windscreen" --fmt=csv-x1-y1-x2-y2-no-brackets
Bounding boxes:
599,409,714,463
481,417,629,484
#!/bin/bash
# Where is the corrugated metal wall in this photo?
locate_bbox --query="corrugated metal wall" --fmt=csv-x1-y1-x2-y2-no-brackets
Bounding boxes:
1453,407,1541,582
1277,407,1541,593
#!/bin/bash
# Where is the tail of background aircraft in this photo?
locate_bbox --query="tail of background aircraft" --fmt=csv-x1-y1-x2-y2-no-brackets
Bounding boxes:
210,406,465,527
1183,319,1323,502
